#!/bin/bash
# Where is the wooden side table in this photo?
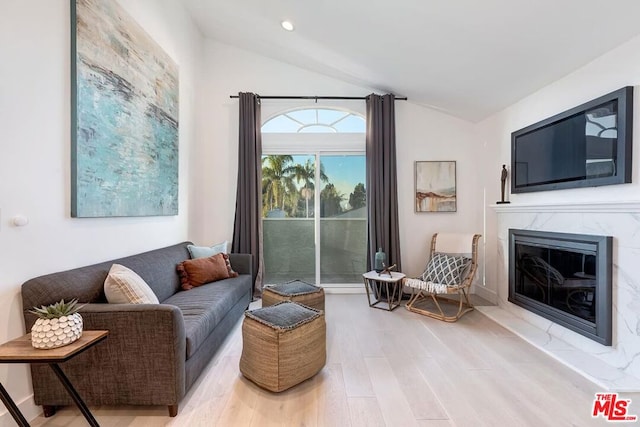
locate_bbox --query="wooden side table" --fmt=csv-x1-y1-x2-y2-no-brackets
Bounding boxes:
0,330,108,427
363,270,406,311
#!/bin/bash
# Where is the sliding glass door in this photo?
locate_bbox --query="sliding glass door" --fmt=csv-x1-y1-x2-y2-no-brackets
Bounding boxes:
261,107,366,288
261,153,366,287
262,154,316,284
319,154,366,284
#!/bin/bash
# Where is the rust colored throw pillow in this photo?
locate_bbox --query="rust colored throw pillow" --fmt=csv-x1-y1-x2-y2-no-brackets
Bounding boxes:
177,253,238,290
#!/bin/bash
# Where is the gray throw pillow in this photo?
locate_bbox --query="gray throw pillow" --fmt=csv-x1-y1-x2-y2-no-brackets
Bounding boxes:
422,253,471,286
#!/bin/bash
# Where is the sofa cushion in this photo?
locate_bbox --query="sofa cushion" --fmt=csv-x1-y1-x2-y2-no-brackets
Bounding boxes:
21,243,192,308
187,241,228,259
104,264,159,304
177,253,238,290
163,275,250,359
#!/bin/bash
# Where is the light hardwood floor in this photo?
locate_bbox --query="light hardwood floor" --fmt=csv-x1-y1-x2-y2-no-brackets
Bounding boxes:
30,294,640,426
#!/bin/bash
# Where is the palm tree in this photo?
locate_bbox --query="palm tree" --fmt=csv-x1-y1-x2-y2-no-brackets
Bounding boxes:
291,159,328,218
261,155,295,215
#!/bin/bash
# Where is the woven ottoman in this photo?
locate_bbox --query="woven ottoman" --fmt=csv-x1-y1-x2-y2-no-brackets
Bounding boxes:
240,301,326,392
262,280,325,311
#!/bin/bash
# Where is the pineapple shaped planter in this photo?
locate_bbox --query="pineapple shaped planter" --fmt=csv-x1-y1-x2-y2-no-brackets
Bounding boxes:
30,299,83,349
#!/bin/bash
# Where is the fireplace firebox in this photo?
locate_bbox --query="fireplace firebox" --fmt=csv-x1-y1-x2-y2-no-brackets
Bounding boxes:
508,229,612,345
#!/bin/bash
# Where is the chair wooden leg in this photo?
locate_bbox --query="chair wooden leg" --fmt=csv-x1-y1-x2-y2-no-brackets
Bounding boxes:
406,288,474,322
431,293,446,317
406,291,430,313
42,405,57,417
406,291,447,320
405,291,422,309
445,288,474,321
168,404,178,417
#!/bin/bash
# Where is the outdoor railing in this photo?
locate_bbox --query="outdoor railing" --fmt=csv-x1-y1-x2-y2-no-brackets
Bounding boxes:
262,218,367,285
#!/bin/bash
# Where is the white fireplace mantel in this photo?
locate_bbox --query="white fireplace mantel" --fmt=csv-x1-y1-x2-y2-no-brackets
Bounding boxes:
489,202,640,390
489,200,640,213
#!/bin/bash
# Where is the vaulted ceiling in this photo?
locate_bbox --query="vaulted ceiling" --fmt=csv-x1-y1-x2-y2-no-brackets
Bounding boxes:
181,0,640,122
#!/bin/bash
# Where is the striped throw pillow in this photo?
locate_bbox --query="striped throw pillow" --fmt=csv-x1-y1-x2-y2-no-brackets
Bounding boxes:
104,264,159,304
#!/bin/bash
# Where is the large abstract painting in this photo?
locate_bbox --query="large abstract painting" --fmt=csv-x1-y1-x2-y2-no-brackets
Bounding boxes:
71,0,179,217
415,161,456,212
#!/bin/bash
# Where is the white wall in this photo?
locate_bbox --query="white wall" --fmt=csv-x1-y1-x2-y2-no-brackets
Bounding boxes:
193,40,482,282
395,103,482,279
0,1,202,424
476,34,640,380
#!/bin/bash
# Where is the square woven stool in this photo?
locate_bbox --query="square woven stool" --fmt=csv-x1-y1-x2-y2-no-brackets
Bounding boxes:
262,280,325,311
240,301,326,392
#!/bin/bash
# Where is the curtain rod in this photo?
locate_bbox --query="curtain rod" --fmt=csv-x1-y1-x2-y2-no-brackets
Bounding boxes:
229,95,408,101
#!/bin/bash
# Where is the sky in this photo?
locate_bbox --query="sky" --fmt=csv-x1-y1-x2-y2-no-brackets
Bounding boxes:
292,154,365,207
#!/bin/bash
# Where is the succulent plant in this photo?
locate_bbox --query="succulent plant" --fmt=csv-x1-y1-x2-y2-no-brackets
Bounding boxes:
30,298,83,319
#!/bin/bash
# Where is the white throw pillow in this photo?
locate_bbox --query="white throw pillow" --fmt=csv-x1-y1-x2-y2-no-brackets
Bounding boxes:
104,264,159,304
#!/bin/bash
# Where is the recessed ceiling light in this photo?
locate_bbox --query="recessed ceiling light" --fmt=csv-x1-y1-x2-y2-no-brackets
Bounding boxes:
281,20,294,31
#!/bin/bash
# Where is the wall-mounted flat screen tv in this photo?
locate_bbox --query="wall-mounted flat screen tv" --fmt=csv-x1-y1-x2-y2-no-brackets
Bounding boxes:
511,86,633,194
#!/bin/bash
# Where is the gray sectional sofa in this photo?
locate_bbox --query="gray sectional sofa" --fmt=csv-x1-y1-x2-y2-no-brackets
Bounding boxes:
21,242,253,417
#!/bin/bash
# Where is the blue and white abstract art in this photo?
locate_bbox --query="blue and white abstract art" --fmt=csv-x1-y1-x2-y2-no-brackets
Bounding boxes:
71,0,179,217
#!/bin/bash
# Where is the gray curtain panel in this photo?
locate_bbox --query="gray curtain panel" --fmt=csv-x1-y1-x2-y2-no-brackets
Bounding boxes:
366,93,402,273
232,92,264,298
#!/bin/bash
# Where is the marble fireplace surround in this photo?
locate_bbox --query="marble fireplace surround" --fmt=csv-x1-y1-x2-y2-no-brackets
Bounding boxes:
480,200,640,391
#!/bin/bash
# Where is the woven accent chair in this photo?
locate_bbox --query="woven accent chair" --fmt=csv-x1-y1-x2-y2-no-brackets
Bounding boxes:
405,233,481,322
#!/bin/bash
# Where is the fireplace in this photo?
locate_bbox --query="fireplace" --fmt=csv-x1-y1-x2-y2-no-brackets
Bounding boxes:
508,229,612,345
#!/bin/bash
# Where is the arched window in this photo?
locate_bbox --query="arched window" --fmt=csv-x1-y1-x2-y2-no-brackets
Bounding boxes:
260,107,366,288
262,108,365,133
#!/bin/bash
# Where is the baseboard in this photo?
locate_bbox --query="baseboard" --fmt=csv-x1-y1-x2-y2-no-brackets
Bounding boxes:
0,393,40,427
323,287,365,294
472,285,498,304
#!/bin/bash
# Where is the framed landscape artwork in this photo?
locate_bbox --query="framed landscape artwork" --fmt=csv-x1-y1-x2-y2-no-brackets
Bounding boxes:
71,0,179,217
415,161,456,212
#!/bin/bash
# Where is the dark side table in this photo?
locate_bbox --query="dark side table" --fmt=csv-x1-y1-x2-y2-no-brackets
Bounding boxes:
0,330,108,427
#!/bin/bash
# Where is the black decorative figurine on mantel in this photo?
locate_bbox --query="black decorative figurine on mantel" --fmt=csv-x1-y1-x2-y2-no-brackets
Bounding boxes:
497,164,511,204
